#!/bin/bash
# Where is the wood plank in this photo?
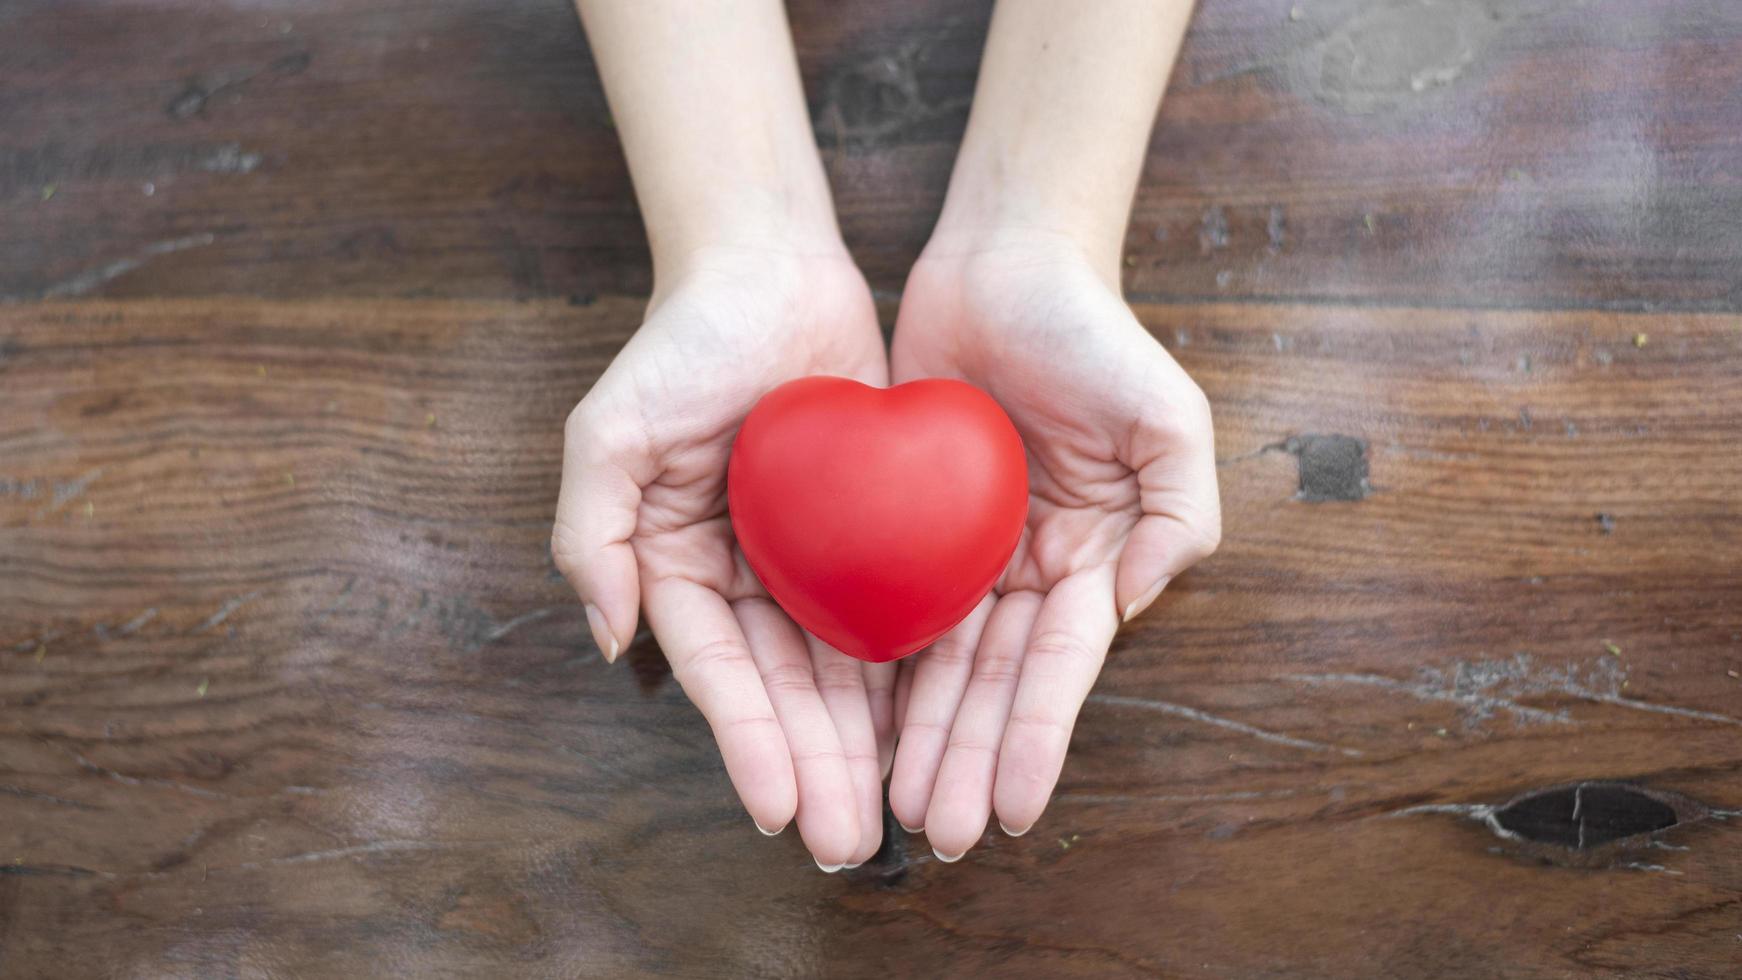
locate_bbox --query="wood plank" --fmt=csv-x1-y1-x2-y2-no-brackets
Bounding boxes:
2,298,1738,977
4,0,1741,308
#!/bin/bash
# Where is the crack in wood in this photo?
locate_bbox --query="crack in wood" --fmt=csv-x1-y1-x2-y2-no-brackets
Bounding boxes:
1088,694,1364,756
1394,781,1710,867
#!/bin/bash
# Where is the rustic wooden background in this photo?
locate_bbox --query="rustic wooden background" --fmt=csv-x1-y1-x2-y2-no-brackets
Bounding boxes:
4,0,1741,977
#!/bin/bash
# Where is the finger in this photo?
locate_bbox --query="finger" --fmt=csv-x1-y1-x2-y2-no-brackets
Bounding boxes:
553,404,645,660
641,579,796,838
862,660,899,780
1116,377,1222,622
923,591,1043,861
893,659,915,733
734,600,860,870
993,566,1120,837
887,593,993,833
807,634,884,867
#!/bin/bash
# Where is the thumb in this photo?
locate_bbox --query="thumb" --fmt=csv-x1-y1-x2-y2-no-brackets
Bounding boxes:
1116,385,1221,622
553,405,643,661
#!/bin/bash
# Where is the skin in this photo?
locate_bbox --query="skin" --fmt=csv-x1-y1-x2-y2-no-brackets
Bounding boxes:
559,0,894,871
887,1,1216,861
558,0,1215,870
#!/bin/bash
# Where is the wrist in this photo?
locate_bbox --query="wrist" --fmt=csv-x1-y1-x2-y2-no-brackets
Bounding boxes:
647,231,870,325
920,206,1119,292
650,196,849,293
926,173,1126,289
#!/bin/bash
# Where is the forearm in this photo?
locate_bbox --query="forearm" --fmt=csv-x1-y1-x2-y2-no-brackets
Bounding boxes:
575,0,842,284
932,0,1194,282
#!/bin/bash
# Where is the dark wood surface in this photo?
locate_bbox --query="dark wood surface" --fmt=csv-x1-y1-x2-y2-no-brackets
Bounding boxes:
4,1,1742,978
8,0,1742,310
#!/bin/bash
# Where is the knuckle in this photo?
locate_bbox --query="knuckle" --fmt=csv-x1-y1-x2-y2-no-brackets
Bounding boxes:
901,718,953,741
811,660,863,694
680,637,753,682
758,661,816,696
1145,383,1214,449
549,519,586,579
565,399,637,462
1182,379,1213,424
925,632,978,669
713,712,785,748
1006,707,1072,748
1181,507,1223,561
1025,629,1097,666
563,401,597,444
972,651,1024,685
788,744,848,766
946,731,1001,759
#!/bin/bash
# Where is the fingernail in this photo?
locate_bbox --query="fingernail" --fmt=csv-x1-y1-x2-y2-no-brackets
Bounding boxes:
897,820,923,834
585,603,619,662
755,819,784,837
998,819,1031,838
843,861,863,870
932,847,964,864
815,857,845,873
1122,577,1171,624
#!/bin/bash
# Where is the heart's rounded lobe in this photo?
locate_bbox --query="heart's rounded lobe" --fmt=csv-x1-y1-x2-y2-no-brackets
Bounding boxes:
728,376,1028,663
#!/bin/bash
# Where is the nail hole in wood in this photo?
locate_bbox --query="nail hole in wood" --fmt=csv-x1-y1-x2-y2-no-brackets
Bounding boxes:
1285,434,1372,502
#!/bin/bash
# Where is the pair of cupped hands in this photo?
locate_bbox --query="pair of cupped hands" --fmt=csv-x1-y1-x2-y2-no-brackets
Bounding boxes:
553,223,1221,870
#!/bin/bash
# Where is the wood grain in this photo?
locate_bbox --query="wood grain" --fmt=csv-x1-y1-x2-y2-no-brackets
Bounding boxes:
6,0,1742,975
2,298,1739,978
5,0,1742,309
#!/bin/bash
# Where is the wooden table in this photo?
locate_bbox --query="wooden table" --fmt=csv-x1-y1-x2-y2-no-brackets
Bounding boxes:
4,2,1739,976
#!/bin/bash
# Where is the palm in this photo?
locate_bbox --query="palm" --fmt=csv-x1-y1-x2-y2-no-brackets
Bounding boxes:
556,249,896,870
885,239,1221,858
618,262,885,603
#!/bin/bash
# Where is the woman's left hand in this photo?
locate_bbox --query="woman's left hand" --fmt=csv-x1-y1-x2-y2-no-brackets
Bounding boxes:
885,229,1222,860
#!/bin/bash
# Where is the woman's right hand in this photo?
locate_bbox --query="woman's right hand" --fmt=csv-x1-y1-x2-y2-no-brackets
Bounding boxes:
553,243,895,871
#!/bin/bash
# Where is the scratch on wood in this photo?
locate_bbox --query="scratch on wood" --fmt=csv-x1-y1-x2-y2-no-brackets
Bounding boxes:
0,477,43,499
36,466,106,515
168,52,309,119
234,839,456,868
43,234,216,299
98,607,159,641
312,576,357,621
54,743,230,800
119,607,159,635
1286,664,1573,727
481,607,554,645
193,591,259,633
0,863,98,878
1088,694,1364,756
1577,690,1742,726
0,784,102,811
10,629,64,653
1290,651,1740,729
1215,441,1287,467
5,838,520,883
1389,802,1522,842
1055,789,1302,805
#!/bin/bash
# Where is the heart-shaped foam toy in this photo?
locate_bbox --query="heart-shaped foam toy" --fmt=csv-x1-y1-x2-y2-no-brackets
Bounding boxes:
728,376,1028,663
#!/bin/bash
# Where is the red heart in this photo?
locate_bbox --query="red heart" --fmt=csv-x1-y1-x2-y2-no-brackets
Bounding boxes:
728,376,1028,663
